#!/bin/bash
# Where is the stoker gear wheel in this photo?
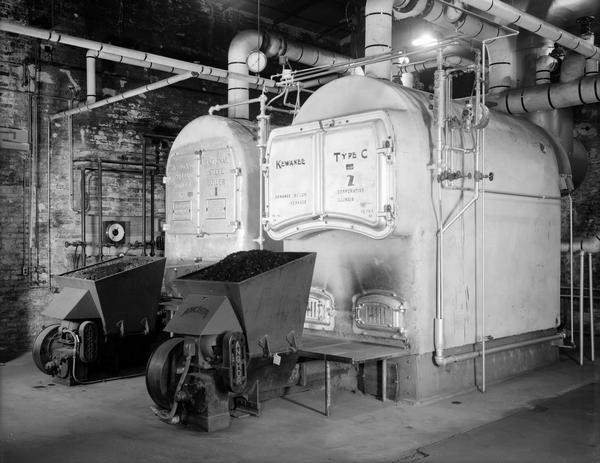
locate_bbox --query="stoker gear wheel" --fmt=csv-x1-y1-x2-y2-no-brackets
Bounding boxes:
32,324,60,374
146,338,185,410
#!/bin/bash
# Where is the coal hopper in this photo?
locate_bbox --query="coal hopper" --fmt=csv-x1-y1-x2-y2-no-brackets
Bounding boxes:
146,250,316,431
32,255,166,384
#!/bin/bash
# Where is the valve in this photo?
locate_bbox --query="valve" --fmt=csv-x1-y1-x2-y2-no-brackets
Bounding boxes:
475,171,494,182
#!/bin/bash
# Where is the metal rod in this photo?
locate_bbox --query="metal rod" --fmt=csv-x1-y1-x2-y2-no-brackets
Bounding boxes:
442,185,561,201
437,333,564,365
142,138,147,256
325,358,331,417
209,96,265,115
47,117,52,287
150,172,155,257
580,250,584,365
381,359,387,402
569,195,574,345
51,71,199,120
589,252,595,362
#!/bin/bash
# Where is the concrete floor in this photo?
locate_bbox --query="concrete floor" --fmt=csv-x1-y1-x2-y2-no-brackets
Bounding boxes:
1,351,599,463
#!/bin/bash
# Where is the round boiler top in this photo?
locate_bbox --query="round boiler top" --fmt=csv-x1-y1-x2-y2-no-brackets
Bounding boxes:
293,75,560,207
164,115,261,270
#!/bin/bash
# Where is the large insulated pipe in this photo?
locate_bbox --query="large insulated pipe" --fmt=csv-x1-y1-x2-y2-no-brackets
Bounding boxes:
87,50,268,92
395,55,474,74
86,53,96,103
460,0,600,60
0,20,277,89
227,30,351,118
364,0,395,79
403,0,515,93
561,233,600,254
487,75,600,114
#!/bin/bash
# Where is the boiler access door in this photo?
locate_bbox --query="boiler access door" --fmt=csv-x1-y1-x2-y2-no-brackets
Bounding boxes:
265,110,396,239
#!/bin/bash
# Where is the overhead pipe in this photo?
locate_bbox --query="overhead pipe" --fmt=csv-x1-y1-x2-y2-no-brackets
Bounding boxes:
0,20,277,89
395,55,474,74
459,0,600,60
396,0,516,93
227,30,351,118
50,71,198,119
364,0,395,79
487,75,600,114
86,50,268,93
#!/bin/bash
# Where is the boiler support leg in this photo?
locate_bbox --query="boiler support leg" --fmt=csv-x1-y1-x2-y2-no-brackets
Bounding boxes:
381,359,387,402
325,359,331,416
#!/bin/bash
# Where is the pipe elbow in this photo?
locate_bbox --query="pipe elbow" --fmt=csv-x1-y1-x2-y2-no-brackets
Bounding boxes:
228,29,267,72
536,54,558,73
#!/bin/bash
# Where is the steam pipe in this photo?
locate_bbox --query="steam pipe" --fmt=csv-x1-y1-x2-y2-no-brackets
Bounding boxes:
256,93,269,250
86,53,96,104
460,0,600,60
535,53,558,85
364,0,394,79
51,71,199,119
0,20,277,89
227,30,351,118
395,55,474,75
86,50,270,92
487,75,600,114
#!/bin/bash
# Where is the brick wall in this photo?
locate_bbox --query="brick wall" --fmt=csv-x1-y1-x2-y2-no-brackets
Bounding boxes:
0,0,343,360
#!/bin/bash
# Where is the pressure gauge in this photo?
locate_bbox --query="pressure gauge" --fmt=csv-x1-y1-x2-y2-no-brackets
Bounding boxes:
247,50,267,73
106,222,125,243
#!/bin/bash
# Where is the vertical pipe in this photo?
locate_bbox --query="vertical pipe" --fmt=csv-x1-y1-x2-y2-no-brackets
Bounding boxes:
434,48,446,364
150,172,155,256
256,94,268,250
570,195,574,345
80,168,87,267
580,250,584,365
98,158,103,261
479,43,486,393
68,110,76,211
47,117,52,287
589,252,595,362
364,0,394,79
142,138,147,256
86,52,97,104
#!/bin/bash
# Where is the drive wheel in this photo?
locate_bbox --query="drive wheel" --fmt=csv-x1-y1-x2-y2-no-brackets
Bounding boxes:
32,324,60,374
145,338,185,410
